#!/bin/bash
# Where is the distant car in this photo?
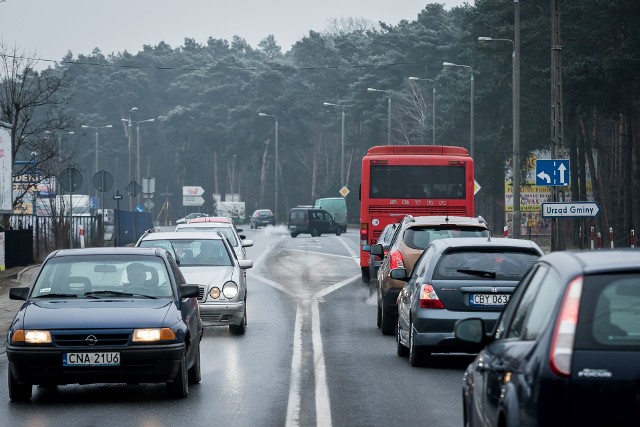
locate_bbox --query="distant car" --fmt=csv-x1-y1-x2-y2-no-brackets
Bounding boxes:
175,212,208,224
287,206,342,237
6,247,203,401
394,237,543,366
364,222,398,283
173,220,253,261
137,232,253,335
371,215,491,335
250,209,275,229
454,249,640,427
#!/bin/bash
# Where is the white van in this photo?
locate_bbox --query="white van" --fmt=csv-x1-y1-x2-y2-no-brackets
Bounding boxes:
314,197,348,233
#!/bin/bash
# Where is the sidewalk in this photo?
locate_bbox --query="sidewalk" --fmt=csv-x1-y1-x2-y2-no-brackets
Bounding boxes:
0,265,39,354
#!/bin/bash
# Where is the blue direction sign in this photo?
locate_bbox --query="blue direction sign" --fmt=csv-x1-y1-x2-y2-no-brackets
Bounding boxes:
536,159,570,186
541,202,600,218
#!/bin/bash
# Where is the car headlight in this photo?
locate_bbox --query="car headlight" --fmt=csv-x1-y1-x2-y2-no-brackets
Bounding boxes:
12,330,52,344
222,281,238,299
209,287,221,299
132,328,176,342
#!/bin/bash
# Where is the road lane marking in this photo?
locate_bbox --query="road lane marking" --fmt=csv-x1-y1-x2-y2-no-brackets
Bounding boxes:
312,297,332,427
251,235,285,271
285,305,304,427
314,275,360,300
337,236,360,267
249,274,296,298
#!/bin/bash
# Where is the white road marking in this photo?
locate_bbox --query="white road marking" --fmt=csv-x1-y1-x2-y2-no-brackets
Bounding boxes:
314,275,360,300
285,305,304,427
337,236,360,267
312,297,332,427
249,274,296,298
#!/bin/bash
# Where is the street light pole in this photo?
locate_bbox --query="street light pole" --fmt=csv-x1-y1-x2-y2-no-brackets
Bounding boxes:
478,27,521,238
135,118,155,207
443,63,475,158
81,124,113,207
259,113,279,223
408,77,437,145
323,102,346,186
367,88,392,145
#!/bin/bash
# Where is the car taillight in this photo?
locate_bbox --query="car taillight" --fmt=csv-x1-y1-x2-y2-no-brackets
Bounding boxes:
360,223,368,245
550,276,583,378
419,284,444,309
389,250,405,269
383,248,389,256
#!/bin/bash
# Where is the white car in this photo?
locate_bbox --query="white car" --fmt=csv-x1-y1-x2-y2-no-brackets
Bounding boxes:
175,212,208,224
174,221,253,260
136,231,253,334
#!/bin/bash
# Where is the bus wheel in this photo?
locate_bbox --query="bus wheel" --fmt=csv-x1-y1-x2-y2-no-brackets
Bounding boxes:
361,267,370,283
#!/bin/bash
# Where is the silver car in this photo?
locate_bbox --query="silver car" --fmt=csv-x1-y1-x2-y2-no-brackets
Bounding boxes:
174,221,253,261
137,231,253,334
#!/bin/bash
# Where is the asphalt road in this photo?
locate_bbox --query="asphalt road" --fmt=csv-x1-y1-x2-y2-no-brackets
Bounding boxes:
0,225,468,426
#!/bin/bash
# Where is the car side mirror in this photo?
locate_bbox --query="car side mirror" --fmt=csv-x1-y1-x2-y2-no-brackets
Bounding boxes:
236,228,244,233
179,285,200,299
454,318,486,344
9,287,29,301
239,260,253,270
370,244,384,256
390,268,408,281
241,239,254,248
239,234,246,240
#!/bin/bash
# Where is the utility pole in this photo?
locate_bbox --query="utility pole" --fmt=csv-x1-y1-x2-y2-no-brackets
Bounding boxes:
550,0,564,251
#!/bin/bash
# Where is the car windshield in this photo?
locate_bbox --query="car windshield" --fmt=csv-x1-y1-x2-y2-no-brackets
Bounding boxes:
139,239,233,267
403,226,490,249
432,250,539,281
174,226,239,246
31,255,173,299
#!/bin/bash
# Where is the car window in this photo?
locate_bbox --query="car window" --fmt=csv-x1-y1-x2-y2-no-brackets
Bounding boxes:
174,226,239,246
432,250,540,281
493,265,541,339
505,264,563,340
403,226,489,249
139,239,233,267
576,273,640,350
413,245,436,280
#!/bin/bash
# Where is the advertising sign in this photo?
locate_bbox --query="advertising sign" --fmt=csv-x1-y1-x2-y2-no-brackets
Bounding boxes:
0,123,12,213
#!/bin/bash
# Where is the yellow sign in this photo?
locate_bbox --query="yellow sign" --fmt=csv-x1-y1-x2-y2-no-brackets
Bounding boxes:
474,180,481,195
339,186,350,197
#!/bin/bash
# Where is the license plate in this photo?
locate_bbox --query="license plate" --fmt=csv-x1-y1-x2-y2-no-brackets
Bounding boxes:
470,294,510,306
63,352,120,366
289,225,297,229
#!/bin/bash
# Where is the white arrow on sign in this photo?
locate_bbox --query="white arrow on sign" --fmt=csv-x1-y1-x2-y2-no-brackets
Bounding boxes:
537,171,551,184
558,163,567,184
541,202,600,218
183,195,205,206
183,186,205,196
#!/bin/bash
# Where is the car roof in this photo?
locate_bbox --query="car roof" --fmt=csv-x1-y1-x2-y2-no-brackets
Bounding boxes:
402,215,489,228
140,231,225,241
49,247,164,258
176,222,233,228
429,237,543,253
187,216,233,223
537,249,640,275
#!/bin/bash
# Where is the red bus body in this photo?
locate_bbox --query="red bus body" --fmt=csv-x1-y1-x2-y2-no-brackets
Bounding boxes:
359,145,475,280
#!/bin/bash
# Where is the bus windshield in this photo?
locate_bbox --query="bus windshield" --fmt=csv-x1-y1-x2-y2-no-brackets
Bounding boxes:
369,165,466,199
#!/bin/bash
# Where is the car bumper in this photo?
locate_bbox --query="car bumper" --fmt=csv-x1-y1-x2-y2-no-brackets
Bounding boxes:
413,310,500,353
6,342,185,385
253,220,274,226
199,301,245,326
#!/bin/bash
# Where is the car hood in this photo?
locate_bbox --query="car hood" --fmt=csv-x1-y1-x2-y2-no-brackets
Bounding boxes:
180,266,236,287
16,299,174,330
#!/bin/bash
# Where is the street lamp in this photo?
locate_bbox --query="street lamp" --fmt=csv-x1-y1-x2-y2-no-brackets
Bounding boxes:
81,124,112,206
408,77,437,145
367,87,392,145
123,107,138,210
443,62,474,158
323,102,346,186
479,32,521,238
133,118,155,189
258,112,278,222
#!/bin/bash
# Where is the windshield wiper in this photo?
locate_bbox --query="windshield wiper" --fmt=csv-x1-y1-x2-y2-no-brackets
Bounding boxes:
456,269,497,279
84,290,157,299
32,293,78,298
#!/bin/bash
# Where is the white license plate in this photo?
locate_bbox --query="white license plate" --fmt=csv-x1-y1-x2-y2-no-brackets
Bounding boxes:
470,294,510,306
289,225,297,229
63,352,120,366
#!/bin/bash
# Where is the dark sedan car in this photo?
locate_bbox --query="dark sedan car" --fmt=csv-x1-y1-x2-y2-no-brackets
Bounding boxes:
6,247,203,401
454,249,640,427
250,209,275,228
393,237,543,366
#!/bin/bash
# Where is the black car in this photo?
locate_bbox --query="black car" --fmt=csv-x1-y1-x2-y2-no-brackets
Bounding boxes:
250,209,275,228
287,206,342,237
454,249,640,427
393,237,543,366
6,247,203,401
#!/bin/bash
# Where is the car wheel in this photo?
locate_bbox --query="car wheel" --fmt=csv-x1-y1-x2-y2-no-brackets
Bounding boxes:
290,232,298,238
188,342,202,384
396,320,409,357
380,304,395,336
335,228,342,236
361,268,370,283
376,301,382,328
409,322,429,367
166,353,189,398
229,305,247,335
8,368,32,402
250,223,255,229
311,228,319,237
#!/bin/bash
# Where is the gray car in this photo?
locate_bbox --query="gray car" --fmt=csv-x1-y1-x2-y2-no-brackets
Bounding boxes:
137,231,253,334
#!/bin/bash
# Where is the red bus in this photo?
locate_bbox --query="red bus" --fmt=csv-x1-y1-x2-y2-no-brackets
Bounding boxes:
359,145,475,281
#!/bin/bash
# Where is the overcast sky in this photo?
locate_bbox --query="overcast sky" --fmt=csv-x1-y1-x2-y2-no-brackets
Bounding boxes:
1,0,468,65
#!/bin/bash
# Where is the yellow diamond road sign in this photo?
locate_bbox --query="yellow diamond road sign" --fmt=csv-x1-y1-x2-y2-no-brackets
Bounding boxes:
339,186,350,197
474,180,481,195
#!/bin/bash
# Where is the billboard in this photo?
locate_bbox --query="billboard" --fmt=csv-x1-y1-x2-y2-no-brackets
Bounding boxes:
0,123,12,213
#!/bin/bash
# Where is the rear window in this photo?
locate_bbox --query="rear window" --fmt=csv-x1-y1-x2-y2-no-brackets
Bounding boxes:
432,249,540,281
258,211,272,217
289,210,306,221
403,226,490,249
139,239,233,267
576,273,640,350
